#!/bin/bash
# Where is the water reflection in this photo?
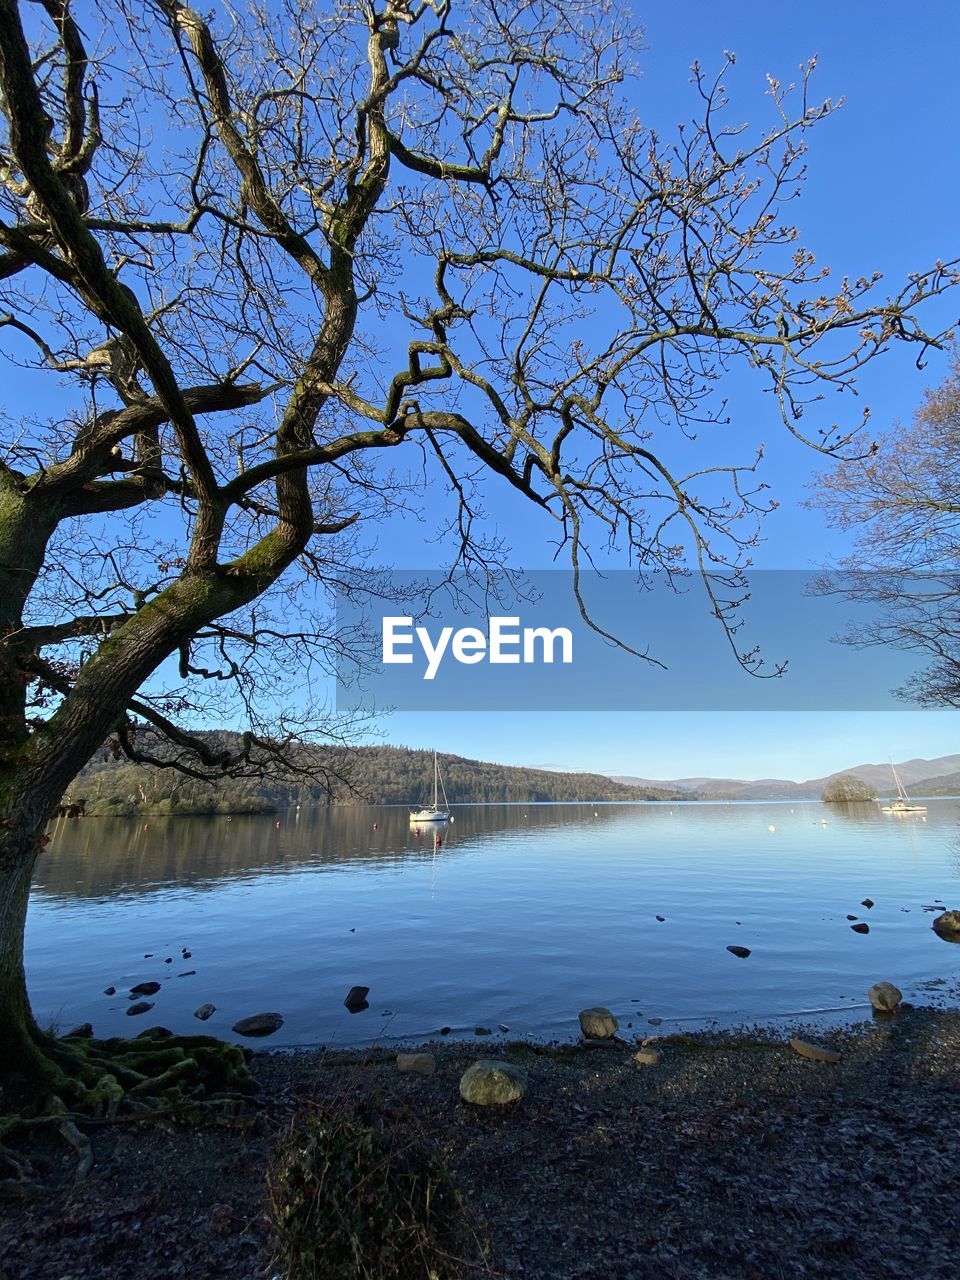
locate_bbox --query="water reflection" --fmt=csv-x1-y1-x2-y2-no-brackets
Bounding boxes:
35,802,642,903
27,799,960,1048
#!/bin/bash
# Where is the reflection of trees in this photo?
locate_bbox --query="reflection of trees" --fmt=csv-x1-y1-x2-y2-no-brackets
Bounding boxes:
34,803,639,904
822,800,885,824
36,810,446,903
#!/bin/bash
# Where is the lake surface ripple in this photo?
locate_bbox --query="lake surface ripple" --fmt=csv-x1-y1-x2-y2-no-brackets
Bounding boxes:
27,800,960,1046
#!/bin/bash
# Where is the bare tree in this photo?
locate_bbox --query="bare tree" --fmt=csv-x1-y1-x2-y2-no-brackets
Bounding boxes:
0,0,956,1104
812,356,960,706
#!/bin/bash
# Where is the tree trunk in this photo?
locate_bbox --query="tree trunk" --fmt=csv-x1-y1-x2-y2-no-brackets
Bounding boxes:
0,825,59,1103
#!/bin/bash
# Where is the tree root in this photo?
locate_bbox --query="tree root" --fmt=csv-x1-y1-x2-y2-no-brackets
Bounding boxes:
59,1119,93,1179
0,1027,261,1183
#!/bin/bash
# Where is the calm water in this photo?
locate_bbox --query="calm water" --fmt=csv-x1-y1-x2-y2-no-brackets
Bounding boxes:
26,801,960,1047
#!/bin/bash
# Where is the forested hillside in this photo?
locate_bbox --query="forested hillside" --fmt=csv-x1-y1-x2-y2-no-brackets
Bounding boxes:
64,737,683,816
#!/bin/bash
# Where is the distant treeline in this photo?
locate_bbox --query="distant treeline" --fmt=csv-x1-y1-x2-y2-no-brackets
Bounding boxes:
64,736,685,816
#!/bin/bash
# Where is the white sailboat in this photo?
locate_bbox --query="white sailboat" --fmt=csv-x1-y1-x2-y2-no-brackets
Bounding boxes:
410,750,451,822
879,761,927,814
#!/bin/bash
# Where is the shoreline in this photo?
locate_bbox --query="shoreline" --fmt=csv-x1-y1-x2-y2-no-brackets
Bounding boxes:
51,795,960,815
6,1004,960,1279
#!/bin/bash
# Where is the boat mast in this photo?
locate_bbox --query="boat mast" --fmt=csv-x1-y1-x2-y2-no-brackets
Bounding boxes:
890,760,908,802
433,749,438,809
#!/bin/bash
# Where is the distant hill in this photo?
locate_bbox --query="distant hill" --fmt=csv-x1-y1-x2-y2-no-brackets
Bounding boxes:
66,738,686,816
65,737,960,817
613,754,960,801
904,769,960,797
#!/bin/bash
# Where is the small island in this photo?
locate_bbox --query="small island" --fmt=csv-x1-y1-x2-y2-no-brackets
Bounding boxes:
821,774,878,803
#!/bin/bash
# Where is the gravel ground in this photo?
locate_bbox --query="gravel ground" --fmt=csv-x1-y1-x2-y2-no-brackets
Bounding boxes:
3,1005,960,1280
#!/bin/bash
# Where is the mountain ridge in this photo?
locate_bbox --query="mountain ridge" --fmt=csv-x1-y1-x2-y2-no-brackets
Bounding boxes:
66,738,687,815
612,754,960,800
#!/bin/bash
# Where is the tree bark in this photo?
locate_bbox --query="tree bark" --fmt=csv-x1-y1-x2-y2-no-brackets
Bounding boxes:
0,824,59,1101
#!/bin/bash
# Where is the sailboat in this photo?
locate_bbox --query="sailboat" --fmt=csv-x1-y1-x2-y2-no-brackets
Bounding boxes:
879,761,927,814
409,750,451,822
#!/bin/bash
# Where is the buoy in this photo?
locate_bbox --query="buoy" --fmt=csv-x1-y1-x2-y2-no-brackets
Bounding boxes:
435,836,442,848
768,825,776,833
143,824,149,831
373,822,378,830
275,820,281,829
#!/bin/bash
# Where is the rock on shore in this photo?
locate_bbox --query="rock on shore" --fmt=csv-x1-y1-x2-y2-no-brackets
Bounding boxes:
868,982,902,1012
578,1007,618,1039
789,1037,841,1064
459,1059,527,1105
397,1052,436,1076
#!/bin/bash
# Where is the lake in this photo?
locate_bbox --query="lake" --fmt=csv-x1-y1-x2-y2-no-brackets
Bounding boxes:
26,800,960,1047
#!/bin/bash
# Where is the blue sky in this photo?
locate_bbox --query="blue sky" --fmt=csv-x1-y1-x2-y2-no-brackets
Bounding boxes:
374,2,960,780
7,3,960,783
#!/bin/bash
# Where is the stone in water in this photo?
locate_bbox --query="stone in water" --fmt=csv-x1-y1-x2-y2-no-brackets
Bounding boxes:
578,1007,618,1039
232,1012,284,1037
932,910,960,939
130,981,161,997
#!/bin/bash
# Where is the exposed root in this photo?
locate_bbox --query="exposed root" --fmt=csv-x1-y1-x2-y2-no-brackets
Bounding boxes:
58,1119,93,1179
0,1027,261,1183
0,1138,36,1186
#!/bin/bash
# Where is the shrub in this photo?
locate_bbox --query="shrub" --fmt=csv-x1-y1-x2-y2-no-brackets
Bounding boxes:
266,1105,477,1280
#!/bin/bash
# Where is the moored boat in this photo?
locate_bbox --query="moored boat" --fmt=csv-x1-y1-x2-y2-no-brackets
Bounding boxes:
410,750,451,822
879,761,927,814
